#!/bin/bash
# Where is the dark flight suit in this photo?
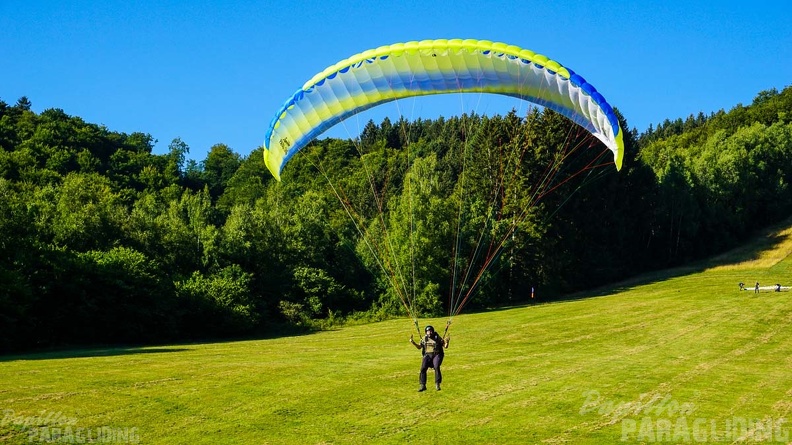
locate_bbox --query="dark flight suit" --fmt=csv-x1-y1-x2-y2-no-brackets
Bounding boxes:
419,332,445,387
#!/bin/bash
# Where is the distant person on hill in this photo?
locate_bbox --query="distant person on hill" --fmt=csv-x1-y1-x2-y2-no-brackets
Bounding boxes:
409,325,450,392
755,282,760,294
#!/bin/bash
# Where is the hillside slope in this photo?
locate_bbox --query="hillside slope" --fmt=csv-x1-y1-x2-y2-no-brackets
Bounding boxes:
2,223,792,443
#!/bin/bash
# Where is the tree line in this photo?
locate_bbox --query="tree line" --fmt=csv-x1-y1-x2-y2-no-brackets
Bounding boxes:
1,86,790,352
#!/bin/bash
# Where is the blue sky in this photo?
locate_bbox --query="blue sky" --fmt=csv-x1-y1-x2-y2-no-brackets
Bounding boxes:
2,1,790,162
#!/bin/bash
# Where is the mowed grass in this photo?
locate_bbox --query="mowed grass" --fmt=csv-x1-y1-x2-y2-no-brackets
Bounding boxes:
3,224,792,444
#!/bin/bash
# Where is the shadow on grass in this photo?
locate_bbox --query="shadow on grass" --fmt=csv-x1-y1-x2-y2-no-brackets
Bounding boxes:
451,218,792,317
411,221,792,321
0,346,192,362
558,217,792,303
0,323,325,362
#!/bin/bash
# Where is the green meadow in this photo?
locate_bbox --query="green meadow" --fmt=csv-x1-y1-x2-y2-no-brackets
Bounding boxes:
3,224,792,444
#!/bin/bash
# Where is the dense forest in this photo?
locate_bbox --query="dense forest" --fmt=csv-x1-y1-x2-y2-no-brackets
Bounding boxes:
1,86,791,352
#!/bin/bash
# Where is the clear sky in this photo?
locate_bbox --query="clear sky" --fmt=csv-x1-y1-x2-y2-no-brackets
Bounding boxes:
2,1,790,162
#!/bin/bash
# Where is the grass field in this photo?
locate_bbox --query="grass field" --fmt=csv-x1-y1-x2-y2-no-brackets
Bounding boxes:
3,224,792,444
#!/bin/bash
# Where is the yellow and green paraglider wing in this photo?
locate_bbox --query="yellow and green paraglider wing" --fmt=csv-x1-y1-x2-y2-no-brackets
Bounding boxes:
263,39,624,181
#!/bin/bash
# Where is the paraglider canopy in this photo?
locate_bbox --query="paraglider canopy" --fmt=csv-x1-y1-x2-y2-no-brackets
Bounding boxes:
260,38,627,335
263,39,624,181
